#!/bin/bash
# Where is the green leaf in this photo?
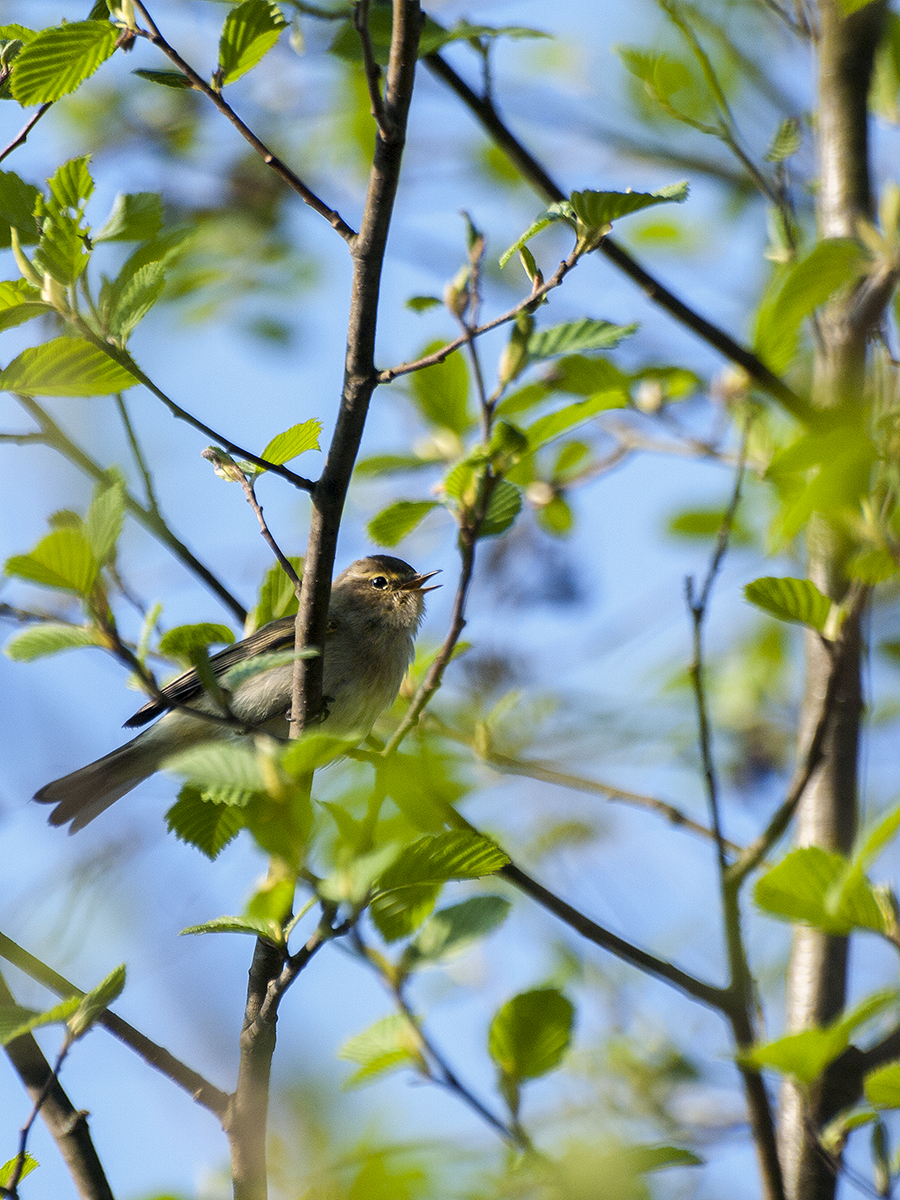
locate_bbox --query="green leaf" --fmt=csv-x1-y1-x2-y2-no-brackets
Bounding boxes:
620,1145,703,1173
744,990,898,1084
47,157,93,214
488,988,575,1081
32,207,89,285
157,622,235,663
480,480,522,537
743,576,833,633
94,192,164,243
765,117,802,162
838,0,881,12
569,182,688,233
163,742,269,793
755,239,867,372
354,453,434,476
0,170,40,243
499,201,576,268
85,475,125,565
166,789,246,858
0,278,51,331
527,319,638,360
180,914,285,946
405,896,511,966
525,392,626,451
0,996,80,1045
4,622,103,661
338,1014,424,1089
133,67,195,89
754,846,852,934
406,295,441,312
253,556,302,626
865,1059,900,1108
218,0,287,87
259,418,322,467
103,260,166,345
410,343,470,434
668,507,751,544
0,1153,37,1189
375,831,508,892
11,20,119,105
368,500,439,547
369,883,441,942
0,337,137,397
68,963,126,1038
5,528,99,595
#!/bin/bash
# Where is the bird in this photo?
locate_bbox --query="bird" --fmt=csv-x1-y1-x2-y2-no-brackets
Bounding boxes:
34,556,439,832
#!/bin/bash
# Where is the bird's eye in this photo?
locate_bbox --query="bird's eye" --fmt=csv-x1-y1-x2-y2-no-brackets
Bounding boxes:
370,575,389,589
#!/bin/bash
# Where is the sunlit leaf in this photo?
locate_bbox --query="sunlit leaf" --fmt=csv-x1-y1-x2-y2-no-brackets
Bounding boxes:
158,622,235,663
68,964,126,1038
743,576,832,632
410,343,470,433
0,337,137,397
528,319,638,360
180,915,284,946
166,789,246,859
569,182,688,234
368,500,439,547
865,1059,900,1108
218,0,287,87
480,480,522,537
5,527,99,595
259,419,322,467
4,622,103,661
489,988,575,1080
338,1014,424,1088
11,20,119,104
94,192,164,242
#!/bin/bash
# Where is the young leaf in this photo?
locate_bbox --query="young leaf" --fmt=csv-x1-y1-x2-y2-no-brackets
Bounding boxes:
338,1013,425,1089
743,576,833,633
0,996,81,1045
0,278,51,331
5,528,99,595
94,192,164,243
180,915,285,946
754,846,852,934
405,895,511,966
4,622,103,661
11,20,119,105
499,201,576,268
488,987,575,1081
569,182,688,233
865,1060,900,1109
253,555,303,626
259,418,322,467
369,883,442,942
765,117,802,162
527,319,638,360
163,742,270,793
0,337,137,397
157,622,235,663
47,157,93,214
166,790,245,859
85,475,125,565
68,963,126,1038
133,67,195,89
410,344,470,434
375,831,508,892
368,500,439,547
0,1153,37,1189
103,260,166,345
525,391,626,451
218,0,288,87
480,480,522,537
0,170,40,243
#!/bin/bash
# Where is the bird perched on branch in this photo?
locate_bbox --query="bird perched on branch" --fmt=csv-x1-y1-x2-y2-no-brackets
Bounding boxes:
35,556,439,832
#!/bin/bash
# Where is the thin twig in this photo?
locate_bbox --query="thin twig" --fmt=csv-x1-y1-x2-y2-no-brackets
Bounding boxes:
0,932,230,1119
423,52,809,422
7,1037,73,1198
354,0,390,137
0,102,52,165
132,0,356,242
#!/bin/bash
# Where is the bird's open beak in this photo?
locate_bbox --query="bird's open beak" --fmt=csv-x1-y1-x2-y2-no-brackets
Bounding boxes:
399,569,441,593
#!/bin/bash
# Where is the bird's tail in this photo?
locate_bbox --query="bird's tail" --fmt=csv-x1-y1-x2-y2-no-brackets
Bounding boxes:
34,728,172,832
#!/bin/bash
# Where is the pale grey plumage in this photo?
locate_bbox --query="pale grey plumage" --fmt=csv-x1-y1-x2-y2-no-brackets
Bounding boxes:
34,556,437,832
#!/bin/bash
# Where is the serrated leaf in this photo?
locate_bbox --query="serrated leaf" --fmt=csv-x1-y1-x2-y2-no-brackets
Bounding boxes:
0,279,51,331
180,915,284,946
406,895,511,965
4,622,103,661
528,319,638,360
69,964,125,1038
754,846,851,934
5,527,99,594
253,556,302,626
411,343,470,434
756,239,867,372
525,391,626,451
158,622,235,662
259,419,321,467
133,67,195,89
375,831,508,892
370,883,441,942
0,337,137,397
0,996,81,1045
0,170,40,242
744,576,832,632
218,0,287,87
48,157,93,214
163,742,269,792
569,182,688,233
488,988,574,1081
166,788,246,858
85,476,125,565
104,260,166,345
766,117,802,162
865,1059,900,1108
0,1153,37,1189
480,480,521,537
499,201,576,268
368,500,439,547
94,192,163,242
11,20,119,105
338,1013,424,1089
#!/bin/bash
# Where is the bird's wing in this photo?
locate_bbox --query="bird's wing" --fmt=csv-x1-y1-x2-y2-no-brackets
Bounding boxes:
124,615,299,728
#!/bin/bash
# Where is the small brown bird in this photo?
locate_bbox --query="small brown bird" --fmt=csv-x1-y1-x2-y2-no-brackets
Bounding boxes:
35,556,439,832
